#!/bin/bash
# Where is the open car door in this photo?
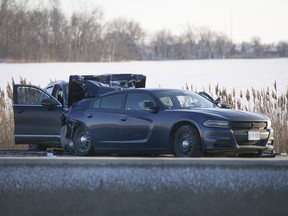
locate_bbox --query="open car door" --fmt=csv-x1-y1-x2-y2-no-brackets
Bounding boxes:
13,84,63,146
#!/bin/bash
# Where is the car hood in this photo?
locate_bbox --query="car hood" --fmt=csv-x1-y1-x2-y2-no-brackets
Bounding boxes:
171,108,269,121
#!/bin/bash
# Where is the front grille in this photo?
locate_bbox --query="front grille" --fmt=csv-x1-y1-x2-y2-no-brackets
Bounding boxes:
237,140,267,146
230,121,267,130
230,122,269,147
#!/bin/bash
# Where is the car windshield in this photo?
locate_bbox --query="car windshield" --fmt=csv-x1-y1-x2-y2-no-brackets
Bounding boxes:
155,90,218,109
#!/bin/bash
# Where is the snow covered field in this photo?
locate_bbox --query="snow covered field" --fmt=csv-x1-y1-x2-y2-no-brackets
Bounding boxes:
0,59,287,95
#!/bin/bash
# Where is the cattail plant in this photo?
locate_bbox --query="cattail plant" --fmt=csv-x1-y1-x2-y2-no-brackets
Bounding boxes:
0,79,28,150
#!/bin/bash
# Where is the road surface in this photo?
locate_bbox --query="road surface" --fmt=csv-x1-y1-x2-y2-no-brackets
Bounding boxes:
1,152,288,216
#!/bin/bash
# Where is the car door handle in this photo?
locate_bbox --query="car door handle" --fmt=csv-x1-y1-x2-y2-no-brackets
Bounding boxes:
87,114,93,118
15,110,24,114
121,116,127,121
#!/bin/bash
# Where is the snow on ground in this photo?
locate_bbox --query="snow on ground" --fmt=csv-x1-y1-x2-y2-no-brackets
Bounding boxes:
0,59,287,95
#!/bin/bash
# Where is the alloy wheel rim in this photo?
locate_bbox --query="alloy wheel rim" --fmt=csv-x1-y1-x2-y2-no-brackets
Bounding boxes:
78,130,90,152
179,133,192,154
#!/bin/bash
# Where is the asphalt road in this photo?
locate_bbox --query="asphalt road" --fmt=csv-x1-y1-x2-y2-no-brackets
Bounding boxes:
0,149,286,158
1,151,288,216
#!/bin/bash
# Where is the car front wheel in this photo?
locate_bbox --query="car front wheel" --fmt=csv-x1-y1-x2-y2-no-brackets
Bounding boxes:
73,125,94,156
173,125,202,157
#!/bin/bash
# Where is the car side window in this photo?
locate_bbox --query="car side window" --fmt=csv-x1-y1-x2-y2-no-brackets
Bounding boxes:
100,94,124,110
45,86,54,95
16,86,51,105
53,85,64,105
125,93,155,110
159,96,174,108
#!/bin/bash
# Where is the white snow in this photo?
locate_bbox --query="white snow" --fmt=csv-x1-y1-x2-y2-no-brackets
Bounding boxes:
0,59,287,95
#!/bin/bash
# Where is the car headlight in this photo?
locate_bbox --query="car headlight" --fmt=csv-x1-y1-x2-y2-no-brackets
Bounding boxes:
203,120,229,128
267,120,272,128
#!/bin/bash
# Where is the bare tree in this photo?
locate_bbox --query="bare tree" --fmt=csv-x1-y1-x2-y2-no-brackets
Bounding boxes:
0,0,28,60
47,2,67,61
213,33,232,59
181,24,198,59
197,27,215,59
277,41,288,57
103,18,145,61
0,0,10,59
69,8,103,61
251,36,263,57
150,29,176,60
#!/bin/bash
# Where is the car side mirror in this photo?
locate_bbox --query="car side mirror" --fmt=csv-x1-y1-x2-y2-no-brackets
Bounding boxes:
198,91,231,109
219,103,231,109
214,97,221,104
144,101,159,113
213,97,231,109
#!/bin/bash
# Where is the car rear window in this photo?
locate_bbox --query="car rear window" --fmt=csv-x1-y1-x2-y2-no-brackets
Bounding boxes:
100,94,124,110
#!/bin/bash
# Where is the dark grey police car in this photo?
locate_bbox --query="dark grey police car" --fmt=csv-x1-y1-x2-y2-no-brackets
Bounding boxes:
65,88,274,157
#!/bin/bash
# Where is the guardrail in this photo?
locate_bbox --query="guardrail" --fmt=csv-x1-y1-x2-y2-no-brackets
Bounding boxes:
1,157,288,216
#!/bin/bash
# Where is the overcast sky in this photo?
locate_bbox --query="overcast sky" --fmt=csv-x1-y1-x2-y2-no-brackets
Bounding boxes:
56,0,288,43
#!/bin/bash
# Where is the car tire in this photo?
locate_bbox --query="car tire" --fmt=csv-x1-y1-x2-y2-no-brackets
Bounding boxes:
173,125,202,157
73,125,94,156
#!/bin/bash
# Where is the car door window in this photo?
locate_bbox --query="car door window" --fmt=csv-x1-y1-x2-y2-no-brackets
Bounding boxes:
159,96,174,108
100,94,124,110
53,85,64,105
45,86,54,95
15,86,51,105
125,93,155,110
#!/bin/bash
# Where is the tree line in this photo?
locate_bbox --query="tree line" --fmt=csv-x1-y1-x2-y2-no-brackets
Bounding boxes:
1,0,288,63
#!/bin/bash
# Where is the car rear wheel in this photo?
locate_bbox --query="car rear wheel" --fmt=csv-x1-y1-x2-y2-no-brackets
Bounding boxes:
73,125,94,156
173,125,202,157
